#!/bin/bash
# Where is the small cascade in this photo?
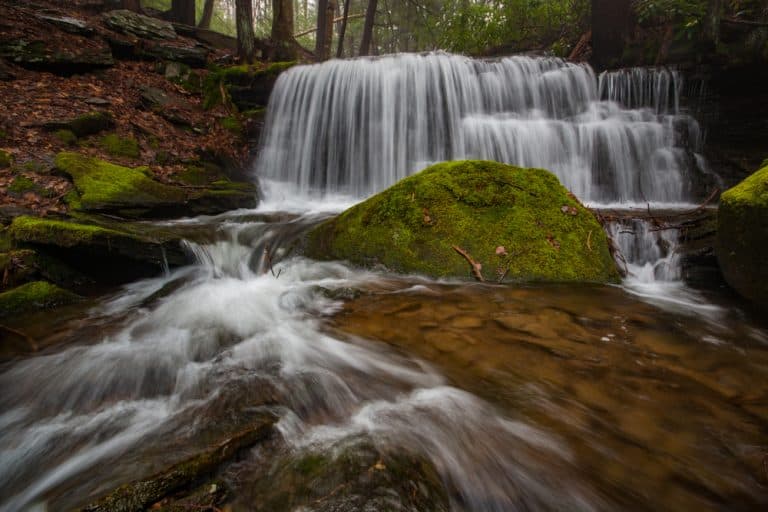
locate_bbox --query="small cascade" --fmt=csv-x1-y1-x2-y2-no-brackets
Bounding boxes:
256,52,707,204
606,217,681,282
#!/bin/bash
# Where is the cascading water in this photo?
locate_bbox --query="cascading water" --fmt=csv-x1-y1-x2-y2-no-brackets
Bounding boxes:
256,52,705,205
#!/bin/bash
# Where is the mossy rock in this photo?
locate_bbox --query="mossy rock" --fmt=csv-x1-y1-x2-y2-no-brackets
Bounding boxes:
43,111,114,138
54,129,77,146
307,160,619,283
716,163,768,307
9,216,191,283
244,437,449,512
203,61,296,110
0,281,80,318
100,133,140,159
0,150,12,169
220,115,242,136
55,152,185,214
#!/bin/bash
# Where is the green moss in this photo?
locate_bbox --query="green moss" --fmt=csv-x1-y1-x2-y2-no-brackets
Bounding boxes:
8,175,40,196
220,115,242,136
55,152,185,211
68,111,113,137
0,150,12,169
100,133,140,159
716,163,768,306
307,160,619,283
0,281,80,318
9,216,125,247
177,165,209,186
203,61,296,109
54,129,77,146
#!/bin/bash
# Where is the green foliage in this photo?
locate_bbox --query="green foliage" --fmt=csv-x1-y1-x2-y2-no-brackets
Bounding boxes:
100,134,140,159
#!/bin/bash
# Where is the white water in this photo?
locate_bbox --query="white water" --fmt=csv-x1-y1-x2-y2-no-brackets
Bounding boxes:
256,52,705,204
0,218,599,511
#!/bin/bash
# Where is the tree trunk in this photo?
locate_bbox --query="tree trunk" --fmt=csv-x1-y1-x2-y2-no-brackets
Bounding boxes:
122,0,141,11
336,0,351,58
236,0,256,63
591,0,632,70
703,0,722,49
315,0,335,61
271,0,296,60
199,0,215,29
360,0,377,56
170,0,196,26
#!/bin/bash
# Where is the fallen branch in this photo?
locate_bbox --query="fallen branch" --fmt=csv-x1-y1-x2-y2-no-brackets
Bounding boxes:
294,13,366,38
263,244,282,278
451,245,484,282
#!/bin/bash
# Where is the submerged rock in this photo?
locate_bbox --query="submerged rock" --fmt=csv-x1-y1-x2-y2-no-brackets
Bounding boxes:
307,160,619,283
716,163,768,307
0,281,81,318
245,438,450,512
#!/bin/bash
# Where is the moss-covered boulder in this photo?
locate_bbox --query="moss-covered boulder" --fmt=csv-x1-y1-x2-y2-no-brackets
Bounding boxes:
9,216,191,284
0,281,81,318
307,161,619,283
716,164,768,307
56,152,257,217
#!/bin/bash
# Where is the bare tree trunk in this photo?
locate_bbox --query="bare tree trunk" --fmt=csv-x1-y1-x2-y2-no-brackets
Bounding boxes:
199,0,215,28
315,0,335,60
171,0,196,25
336,0,351,58
360,0,377,56
122,0,141,11
703,0,722,48
271,0,296,60
236,0,256,63
591,0,632,69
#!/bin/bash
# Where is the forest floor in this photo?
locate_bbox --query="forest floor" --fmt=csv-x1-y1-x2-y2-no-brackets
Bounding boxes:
0,0,264,220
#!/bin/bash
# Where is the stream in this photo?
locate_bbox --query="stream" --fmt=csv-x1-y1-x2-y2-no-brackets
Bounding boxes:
1,53,767,511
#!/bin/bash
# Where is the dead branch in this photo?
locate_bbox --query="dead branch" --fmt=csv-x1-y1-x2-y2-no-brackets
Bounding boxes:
294,13,366,38
451,245,484,282
0,325,38,351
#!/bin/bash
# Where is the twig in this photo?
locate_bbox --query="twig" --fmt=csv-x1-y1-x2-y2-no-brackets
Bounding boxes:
586,230,592,252
263,244,281,278
451,245,484,282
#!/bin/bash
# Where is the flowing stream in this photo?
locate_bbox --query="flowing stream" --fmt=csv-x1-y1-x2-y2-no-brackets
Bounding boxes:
1,54,767,511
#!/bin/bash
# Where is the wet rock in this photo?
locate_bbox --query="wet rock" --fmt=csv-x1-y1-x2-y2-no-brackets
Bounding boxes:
246,438,450,512
82,414,275,512
102,10,176,40
9,215,190,284
716,162,768,307
0,281,81,318
42,111,114,138
307,160,620,283
36,14,94,36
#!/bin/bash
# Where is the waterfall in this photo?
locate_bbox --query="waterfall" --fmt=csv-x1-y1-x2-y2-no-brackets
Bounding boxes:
606,217,681,282
255,52,706,205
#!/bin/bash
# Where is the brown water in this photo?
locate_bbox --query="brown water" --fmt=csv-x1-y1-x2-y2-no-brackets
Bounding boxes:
330,281,768,510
